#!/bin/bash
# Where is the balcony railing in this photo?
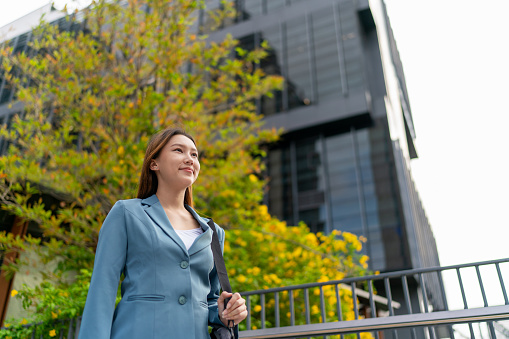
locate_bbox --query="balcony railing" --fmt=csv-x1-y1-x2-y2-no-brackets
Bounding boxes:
239,258,509,338
4,258,509,339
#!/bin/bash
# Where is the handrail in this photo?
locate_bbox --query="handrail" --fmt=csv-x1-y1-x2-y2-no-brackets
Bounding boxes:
240,257,509,296
240,258,509,339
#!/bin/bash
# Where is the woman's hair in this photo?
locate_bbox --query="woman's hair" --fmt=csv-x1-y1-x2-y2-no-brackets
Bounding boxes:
137,127,197,206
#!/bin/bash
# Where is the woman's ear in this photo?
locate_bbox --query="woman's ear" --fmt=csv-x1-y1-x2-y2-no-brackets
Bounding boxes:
150,159,158,171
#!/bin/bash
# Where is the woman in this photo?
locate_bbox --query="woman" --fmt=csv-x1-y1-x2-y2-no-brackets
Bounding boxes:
79,127,247,339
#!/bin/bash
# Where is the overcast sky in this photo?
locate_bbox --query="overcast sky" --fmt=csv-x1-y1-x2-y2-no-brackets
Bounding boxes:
1,0,509,320
383,0,509,266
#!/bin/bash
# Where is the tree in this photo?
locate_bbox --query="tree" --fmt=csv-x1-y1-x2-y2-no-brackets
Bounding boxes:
0,1,371,337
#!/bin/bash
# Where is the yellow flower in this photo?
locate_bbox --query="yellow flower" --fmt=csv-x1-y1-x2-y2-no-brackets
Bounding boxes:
20,318,28,325
252,267,261,276
253,305,262,312
10,289,18,297
236,274,247,283
117,146,124,156
360,255,369,265
49,329,56,337
249,174,258,182
51,311,58,319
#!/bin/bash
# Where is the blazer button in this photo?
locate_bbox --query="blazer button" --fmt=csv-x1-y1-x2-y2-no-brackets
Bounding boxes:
178,296,187,305
180,260,189,269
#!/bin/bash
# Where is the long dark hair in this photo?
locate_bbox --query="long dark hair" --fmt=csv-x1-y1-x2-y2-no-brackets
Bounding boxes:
137,127,197,206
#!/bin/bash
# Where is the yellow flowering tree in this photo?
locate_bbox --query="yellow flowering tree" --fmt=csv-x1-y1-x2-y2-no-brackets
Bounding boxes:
225,205,373,338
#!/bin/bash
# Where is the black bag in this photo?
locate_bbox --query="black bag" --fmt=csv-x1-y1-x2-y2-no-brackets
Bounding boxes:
208,219,238,339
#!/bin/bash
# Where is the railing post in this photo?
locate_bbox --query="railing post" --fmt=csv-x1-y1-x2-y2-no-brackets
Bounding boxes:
246,295,251,330
289,290,295,326
496,263,509,305
261,293,266,329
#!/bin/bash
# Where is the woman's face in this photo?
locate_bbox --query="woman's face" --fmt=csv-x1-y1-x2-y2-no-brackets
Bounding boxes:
150,134,200,190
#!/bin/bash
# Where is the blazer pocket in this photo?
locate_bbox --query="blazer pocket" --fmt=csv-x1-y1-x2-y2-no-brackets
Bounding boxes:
199,301,209,309
127,294,165,302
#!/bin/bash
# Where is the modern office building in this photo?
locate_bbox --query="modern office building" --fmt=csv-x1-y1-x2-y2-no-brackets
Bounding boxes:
204,0,445,330
0,1,444,335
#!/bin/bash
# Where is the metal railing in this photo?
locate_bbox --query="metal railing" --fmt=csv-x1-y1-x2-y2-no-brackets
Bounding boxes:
4,258,509,339
239,258,509,338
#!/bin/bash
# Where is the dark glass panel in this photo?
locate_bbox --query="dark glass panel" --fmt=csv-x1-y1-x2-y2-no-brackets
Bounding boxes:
299,208,325,233
260,25,284,116
325,130,381,262
266,0,286,13
286,16,313,109
338,0,365,91
238,33,256,52
242,0,263,20
311,7,342,101
268,147,294,223
0,84,12,104
295,137,321,192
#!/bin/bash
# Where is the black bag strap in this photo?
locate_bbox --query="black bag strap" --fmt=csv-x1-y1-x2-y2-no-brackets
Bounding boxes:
207,219,236,332
208,219,232,293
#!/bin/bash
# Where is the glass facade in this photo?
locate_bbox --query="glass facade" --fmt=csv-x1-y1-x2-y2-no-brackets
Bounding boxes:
266,125,412,270
201,0,366,115
220,0,432,274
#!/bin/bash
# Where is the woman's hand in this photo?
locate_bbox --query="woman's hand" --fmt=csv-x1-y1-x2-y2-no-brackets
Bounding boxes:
218,291,247,327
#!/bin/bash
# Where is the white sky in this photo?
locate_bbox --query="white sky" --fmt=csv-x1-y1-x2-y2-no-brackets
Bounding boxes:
1,0,509,325
383,0,509,266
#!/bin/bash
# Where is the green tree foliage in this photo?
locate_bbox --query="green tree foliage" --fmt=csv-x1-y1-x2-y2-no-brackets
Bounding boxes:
0,0,372,337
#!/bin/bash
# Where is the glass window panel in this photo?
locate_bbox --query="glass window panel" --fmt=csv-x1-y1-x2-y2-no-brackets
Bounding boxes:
268,147,294,223
266,0,286,13
242,0,263,20
0,83,12,104
295,137,322,192
311,8,342,101
286,16,313,108
332,215,362,234
237,33,256,52
299,208,325,233
330,200,361,216
260,25,284,116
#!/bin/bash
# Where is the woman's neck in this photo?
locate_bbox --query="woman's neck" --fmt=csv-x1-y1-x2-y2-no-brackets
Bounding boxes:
155,187,187,212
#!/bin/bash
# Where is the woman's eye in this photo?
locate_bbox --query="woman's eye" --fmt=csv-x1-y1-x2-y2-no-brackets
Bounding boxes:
192,153,198,157
174,148,183,153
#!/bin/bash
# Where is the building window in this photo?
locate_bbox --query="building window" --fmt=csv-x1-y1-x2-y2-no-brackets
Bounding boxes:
311,7,343,101
259,25,284,116
286,16,313,109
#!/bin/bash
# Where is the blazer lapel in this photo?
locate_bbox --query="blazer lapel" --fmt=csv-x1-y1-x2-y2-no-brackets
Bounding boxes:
141,194,188,254
185,205,213,256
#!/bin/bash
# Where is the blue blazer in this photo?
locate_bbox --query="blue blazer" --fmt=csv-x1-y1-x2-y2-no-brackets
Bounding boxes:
79,194,226,339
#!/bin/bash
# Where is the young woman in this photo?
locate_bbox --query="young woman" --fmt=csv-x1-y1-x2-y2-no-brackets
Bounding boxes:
79,127,247,338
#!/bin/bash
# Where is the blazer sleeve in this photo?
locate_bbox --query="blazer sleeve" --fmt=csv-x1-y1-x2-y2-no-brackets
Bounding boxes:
207,223,225,327
79,201,127,339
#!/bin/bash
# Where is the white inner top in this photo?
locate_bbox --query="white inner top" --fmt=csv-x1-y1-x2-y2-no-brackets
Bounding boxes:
175,227,204,250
